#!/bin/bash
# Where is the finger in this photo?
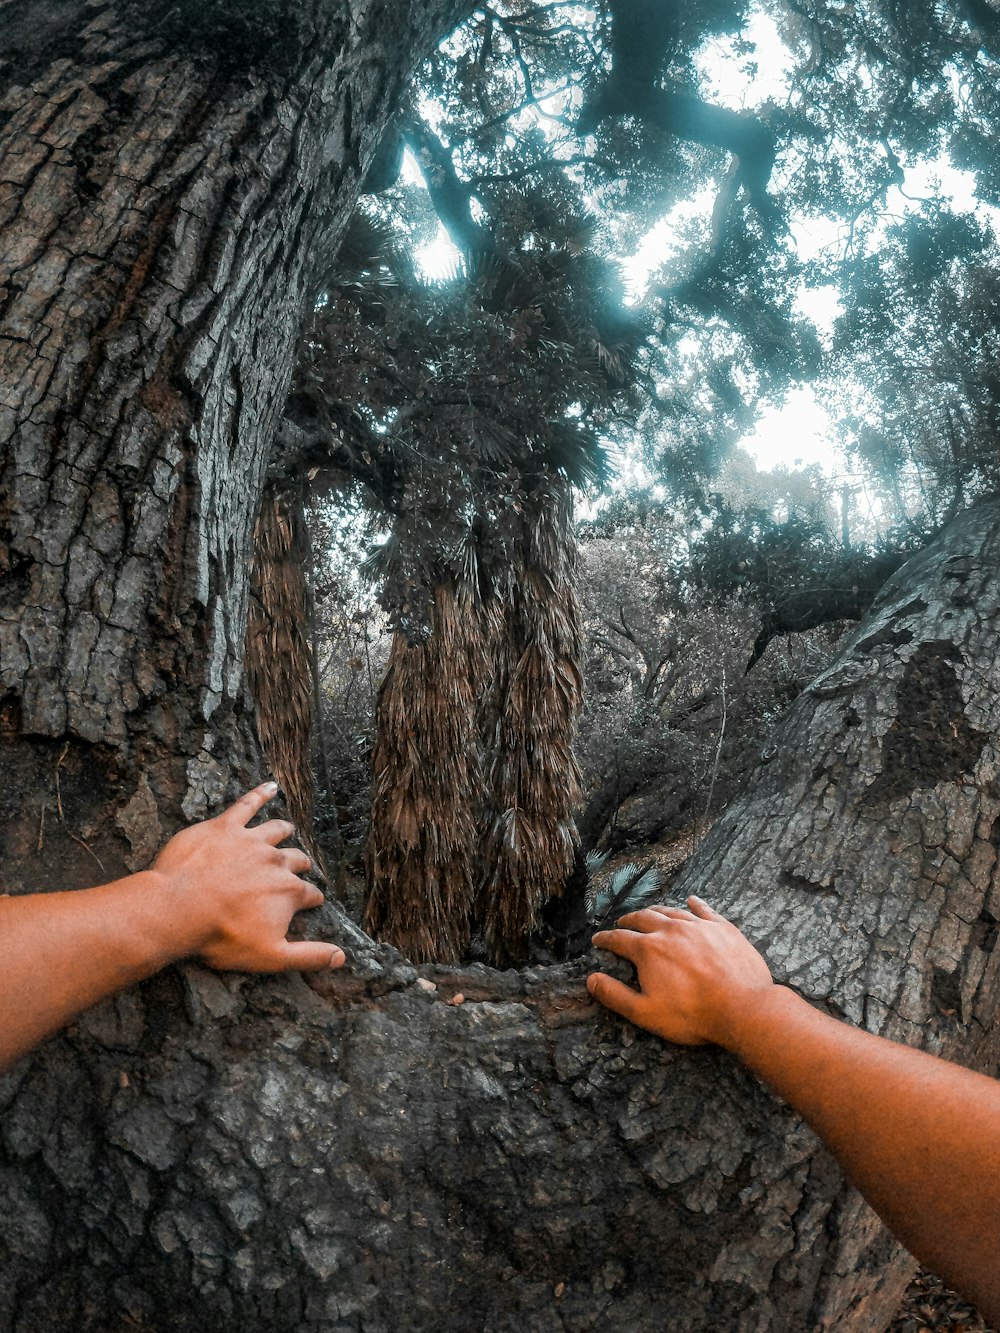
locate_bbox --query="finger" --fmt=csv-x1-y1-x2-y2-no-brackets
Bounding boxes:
687,895,727,922
276,941,346,972
648,904,697,922
255,818,296,847
221,782,278,828
615,907,679,933
591,927,644,963
587,972,647,1024
276,872,318,905
297,881,324,910
281,847,313,875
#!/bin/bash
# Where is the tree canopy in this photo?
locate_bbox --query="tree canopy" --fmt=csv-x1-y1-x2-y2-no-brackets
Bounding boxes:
280,0,999,619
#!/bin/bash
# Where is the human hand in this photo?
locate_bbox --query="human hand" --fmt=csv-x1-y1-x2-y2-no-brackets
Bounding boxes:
149,782,346,974
588,896,773,1048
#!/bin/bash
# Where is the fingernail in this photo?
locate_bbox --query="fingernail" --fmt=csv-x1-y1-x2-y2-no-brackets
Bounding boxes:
330,948,345,967
262,780,278,795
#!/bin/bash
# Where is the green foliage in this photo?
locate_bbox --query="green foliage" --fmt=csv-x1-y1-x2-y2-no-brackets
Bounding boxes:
297,187,639,634
286,0,1000,640
686,504,835,602
574,499,787,853
585,853,664,929
827,211,1000,530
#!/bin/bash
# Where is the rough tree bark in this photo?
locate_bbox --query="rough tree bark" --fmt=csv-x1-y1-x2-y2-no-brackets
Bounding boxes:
0,0,470,872
3,5,1000,1331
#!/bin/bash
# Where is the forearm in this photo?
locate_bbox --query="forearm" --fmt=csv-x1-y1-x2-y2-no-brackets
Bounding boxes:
725,986,1000,1322
0,874,183,1070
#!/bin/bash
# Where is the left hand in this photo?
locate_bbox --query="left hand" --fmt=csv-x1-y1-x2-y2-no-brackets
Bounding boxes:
588,896,774,1048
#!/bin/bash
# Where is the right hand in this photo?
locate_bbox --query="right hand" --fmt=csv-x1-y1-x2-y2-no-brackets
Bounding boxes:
149,783,346,974
588,896,774,1048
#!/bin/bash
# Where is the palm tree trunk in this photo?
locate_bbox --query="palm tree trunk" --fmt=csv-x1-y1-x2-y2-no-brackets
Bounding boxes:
478,480,584,963
246,487,324,867
364,581,484,962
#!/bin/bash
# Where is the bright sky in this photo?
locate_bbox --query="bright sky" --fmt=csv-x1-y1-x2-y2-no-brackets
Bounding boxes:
726,148,985,478
740,386,833,471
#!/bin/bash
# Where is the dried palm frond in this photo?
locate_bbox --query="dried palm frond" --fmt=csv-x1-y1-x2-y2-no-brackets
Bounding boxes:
477,479,584,963
364,580,485,962
246,488,325,871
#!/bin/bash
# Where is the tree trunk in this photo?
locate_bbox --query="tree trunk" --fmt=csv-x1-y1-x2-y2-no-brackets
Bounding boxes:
3,8,1000,1331
364,580,485,963
246,486,323,865
478,482,585,963
0,0,470,882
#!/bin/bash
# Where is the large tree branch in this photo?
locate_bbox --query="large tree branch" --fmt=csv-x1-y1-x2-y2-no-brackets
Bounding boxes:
577,0,781,240
578,79,776,186
402,113,490,258
642,90,775,176
746,547,915,671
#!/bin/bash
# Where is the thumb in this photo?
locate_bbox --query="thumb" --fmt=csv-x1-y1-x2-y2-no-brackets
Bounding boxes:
276,941,346,972
587,971,646,1025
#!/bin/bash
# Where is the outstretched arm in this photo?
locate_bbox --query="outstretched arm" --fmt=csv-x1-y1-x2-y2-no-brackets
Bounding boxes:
589,899,1000,1325
0,782,345,1071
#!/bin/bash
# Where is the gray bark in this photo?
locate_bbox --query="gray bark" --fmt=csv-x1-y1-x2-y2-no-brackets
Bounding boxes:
3,5,1000,1330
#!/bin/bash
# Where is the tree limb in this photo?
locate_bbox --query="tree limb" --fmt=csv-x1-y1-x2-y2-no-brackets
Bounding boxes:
402,113,487,258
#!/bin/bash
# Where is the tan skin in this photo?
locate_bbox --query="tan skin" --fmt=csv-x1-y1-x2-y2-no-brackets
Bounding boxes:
0,782,345,1072
589,897,1000,1324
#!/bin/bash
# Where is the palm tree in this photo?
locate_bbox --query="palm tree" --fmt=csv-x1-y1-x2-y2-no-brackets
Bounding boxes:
247,486,324,868
477,478,584,963
364,579,486,962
